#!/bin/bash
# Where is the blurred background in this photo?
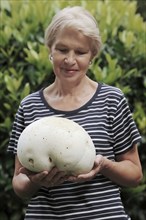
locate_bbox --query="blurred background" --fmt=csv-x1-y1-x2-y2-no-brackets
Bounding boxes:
0,0,146,219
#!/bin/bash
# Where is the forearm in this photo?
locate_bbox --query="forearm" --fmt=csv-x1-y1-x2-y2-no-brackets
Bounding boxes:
100,157,143,187
12,173,40,200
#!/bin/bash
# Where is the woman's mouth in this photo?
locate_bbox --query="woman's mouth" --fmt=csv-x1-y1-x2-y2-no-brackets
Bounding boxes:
63,68,78,75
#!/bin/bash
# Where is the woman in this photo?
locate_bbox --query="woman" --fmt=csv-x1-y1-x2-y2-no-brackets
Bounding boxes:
8,6,143,220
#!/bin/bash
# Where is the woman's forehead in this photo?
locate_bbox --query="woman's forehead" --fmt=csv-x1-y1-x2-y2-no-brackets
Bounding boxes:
52,28,91,48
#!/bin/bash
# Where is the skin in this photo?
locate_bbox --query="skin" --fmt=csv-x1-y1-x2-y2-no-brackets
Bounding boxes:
12,27,143,200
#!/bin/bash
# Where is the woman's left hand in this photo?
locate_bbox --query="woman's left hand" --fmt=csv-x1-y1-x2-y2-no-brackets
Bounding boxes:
68,144,143,186
68,155,104,183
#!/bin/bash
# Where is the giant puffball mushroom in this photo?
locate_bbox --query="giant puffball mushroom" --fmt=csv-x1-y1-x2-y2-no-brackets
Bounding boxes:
17,116,96,175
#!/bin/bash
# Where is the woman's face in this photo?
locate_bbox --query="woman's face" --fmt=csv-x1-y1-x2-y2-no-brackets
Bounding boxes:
50,27,93,84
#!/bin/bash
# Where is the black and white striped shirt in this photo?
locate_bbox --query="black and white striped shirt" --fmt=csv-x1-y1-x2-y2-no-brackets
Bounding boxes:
8,82,141,220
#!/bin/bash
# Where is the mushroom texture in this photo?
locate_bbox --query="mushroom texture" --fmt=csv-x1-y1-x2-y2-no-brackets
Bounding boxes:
17,116,96,175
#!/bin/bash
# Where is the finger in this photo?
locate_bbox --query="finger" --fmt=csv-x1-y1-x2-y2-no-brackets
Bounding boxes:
77,168,96,178
67,176,78,182
95,155,104,167
29,171,48,184
47,171,68,187
19,167,35,176
47,170,67,185
68,170,96,183
47,167,58,178
50,175,68,187
55,176,68,185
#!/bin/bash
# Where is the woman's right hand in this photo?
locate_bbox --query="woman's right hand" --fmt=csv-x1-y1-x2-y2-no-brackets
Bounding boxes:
19,167,68,188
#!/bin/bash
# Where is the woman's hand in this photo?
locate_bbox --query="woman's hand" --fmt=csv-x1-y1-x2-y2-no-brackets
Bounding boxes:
68,144,143,187
68,155,104,183
19,167,68,188
13,156,69,199
18,155,104,186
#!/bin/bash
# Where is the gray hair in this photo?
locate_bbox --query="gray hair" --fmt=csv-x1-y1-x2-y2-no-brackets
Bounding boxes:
44,6,102,58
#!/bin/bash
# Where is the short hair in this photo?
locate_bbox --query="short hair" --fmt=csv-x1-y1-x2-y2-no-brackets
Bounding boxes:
44,6,102,58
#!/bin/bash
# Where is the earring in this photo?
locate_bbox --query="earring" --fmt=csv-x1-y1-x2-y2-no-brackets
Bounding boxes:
89,60,92,65
49,55,53,61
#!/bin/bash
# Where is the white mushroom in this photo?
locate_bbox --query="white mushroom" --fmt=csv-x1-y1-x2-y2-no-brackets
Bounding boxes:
17,116,96,175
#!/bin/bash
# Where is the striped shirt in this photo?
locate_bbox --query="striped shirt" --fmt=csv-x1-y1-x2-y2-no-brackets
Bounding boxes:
8,82,141,220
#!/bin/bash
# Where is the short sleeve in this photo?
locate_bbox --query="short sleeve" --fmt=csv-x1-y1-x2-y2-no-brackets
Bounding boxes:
7,104,25,154
112,95,141,155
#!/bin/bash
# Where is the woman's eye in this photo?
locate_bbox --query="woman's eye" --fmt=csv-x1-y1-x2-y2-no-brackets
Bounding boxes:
57,48,68,53
76,51,87,55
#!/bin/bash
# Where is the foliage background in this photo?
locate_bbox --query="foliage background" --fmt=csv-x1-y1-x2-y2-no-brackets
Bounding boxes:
0,0,146,219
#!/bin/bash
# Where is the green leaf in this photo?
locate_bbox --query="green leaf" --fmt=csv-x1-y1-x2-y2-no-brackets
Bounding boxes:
0,0,11,11
4,75,23,93
21,83,30,99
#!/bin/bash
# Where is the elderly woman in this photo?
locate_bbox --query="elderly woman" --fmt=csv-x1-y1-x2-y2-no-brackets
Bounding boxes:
8,6,143,220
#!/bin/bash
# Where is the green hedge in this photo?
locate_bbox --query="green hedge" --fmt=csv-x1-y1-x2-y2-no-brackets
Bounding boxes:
0,0,146,219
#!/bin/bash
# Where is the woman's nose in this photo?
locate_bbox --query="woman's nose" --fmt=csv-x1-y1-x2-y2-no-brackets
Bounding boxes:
64,52,76,64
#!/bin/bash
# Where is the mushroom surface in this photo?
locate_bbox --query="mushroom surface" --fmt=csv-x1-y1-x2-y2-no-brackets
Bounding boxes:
17,116,96,175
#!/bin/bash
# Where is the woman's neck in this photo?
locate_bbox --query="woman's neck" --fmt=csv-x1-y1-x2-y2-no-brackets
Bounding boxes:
43,76,98,111
52,76,94,97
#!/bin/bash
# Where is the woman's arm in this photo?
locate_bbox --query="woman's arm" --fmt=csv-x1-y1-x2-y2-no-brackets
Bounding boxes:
68,144,143,187
12,156,68,200
100,144,143,186
12,156,46,199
